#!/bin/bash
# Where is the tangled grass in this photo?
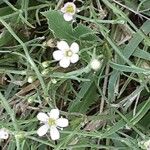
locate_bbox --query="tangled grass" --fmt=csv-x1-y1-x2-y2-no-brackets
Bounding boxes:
0,0,150,149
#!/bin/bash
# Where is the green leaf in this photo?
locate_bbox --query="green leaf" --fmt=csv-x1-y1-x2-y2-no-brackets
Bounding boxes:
133,48,150,61
74,24,99,41
42,10,99,42
108,20,150,101
120,20,150,64
130,98,150,125
0,6,13,17
102,99,150,138
110,62,150,74
68,73,99,113
0,29,13,46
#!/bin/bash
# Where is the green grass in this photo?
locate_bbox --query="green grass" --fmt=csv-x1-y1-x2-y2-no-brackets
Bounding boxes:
0,0,150,149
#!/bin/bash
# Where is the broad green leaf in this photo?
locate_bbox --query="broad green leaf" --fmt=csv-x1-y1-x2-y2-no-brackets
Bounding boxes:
68,73,99,113
74,24,99,41
42,10,99,42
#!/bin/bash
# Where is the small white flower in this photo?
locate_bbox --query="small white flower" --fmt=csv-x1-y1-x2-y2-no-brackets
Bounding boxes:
61,2,76,21
53,41,79,68
0,128,9,140
144,140,150,150
90,59,101,71
37,109,68,140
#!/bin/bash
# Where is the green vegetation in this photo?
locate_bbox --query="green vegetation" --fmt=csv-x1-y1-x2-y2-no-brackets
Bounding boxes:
0,0,150,149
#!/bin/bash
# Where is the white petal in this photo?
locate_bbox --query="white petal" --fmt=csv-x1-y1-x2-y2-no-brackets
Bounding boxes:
56,118,69,128
70,42,79,53
53,50,63,61
61,7,65,13
70,54,79,63
48,109,59,119
37,112,49,122
37,124,49,137
57,41,69,51
0,129,9,139
63,2,76,15
50,127,60,140
59,57,70,68
63,13,73,21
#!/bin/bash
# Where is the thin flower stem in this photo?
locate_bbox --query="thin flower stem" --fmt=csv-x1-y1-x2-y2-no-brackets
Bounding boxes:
76,14,124,24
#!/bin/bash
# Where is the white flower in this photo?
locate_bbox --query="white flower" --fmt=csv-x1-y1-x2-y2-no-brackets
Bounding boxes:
0,128,9,140
90,59,101,71
37,109,68,140
53,41,79,68
144,140,150,150
61,2,76,21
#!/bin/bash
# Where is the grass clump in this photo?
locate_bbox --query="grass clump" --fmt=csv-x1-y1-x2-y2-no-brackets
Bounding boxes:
0,0,150,149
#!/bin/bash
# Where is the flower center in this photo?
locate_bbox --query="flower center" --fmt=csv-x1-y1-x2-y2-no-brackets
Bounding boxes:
65,50,73,57
48,118,56,126
65,5,75,13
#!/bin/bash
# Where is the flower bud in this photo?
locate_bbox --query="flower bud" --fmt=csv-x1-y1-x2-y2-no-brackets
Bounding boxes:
51,79,57,84
46,39,55,47
41,69,49,75
42,41,47,47
90,59,102,71
27,97,34,103
15,131,25,139
27,76,36,83
42,61,50,68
